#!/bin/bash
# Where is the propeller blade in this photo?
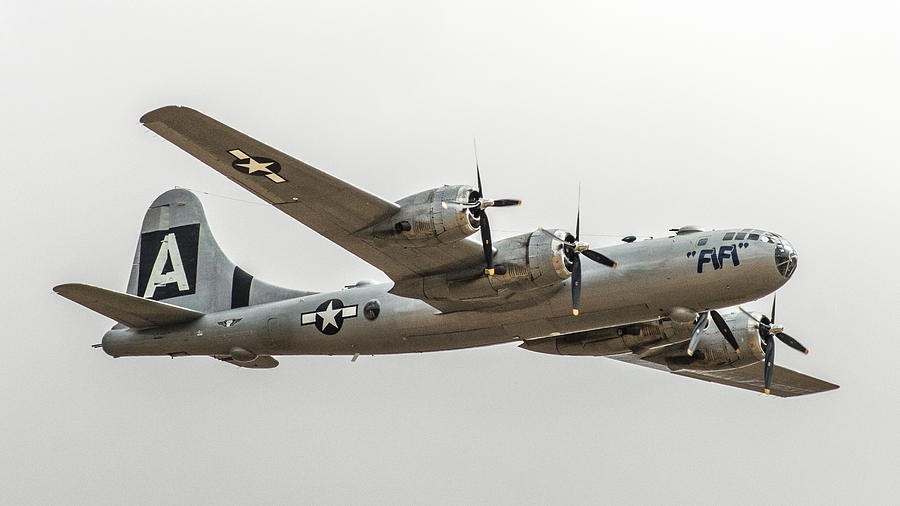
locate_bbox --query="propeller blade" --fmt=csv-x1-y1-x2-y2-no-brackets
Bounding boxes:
537,228,575,247
710,310,741,354
738,306,767,327
686,311,709,356
571,254,582,315
476,162,483,195
770,294,776,325
447,200,481,208
582,249,617,269
775,332,808,355
491,199,521,207
575,207,581,242
480,211,494,275
446,198,520,209
764,335,775,394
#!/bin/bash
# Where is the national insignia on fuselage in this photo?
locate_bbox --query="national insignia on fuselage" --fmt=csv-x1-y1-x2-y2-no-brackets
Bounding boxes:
300,299,358,335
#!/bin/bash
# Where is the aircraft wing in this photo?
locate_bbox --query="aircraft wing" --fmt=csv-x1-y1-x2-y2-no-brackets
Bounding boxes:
608,352,839,397
140,106,484,281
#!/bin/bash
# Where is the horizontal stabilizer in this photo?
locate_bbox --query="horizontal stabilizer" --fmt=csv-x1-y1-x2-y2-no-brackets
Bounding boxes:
54,283,204,329
214,355,279,368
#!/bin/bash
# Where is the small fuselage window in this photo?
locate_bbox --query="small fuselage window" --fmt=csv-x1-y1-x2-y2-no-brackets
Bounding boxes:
697,238,708,246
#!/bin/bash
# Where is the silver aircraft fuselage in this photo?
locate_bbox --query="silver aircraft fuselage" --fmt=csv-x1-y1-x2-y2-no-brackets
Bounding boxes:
102,228,794,358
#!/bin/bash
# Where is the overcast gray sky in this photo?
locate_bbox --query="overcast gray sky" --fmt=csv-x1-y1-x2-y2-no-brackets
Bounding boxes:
2,1,898,504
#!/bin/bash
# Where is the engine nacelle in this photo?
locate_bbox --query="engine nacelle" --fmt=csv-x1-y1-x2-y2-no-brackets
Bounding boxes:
496,228,573,289
666,311,766,371
521,311,770,374
370,185,481,247
415,229,574,301
522,320,686,356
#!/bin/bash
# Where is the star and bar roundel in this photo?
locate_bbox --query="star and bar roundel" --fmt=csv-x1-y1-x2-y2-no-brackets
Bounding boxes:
301,299,358,335
228,149,286,183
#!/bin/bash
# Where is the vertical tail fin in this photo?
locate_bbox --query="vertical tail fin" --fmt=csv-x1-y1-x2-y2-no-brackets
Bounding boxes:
126,189,311,313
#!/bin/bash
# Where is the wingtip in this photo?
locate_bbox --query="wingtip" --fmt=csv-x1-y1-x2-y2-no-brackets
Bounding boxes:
139,105,198,125
572,309,579,316
764,388,771,395
52,283,84,296
139,105,178,124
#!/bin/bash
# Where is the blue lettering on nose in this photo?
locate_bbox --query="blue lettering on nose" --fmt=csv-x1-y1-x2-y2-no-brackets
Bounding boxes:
718,245,740,267
697,249,719,273
697,246,740,273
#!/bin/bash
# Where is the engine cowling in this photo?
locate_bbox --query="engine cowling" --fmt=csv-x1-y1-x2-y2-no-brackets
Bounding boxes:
411,228,574,301
371,185,481,246
666,311,766,371
497,228,573,289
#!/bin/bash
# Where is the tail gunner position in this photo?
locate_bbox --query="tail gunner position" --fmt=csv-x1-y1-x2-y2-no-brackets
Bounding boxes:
56,106,836,397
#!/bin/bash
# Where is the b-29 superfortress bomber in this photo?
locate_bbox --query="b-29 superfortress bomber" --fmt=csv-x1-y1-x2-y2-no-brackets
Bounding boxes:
56,106,838,397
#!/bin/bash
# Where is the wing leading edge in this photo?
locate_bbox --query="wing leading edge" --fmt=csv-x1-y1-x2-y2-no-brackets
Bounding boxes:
140,106,484,281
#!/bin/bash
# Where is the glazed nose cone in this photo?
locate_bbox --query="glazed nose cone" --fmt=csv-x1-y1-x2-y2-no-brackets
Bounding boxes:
774,237,798,279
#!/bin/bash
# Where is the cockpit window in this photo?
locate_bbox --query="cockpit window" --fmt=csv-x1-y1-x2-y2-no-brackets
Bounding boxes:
734,232,746,240
748,233,759,240
722,232,735,241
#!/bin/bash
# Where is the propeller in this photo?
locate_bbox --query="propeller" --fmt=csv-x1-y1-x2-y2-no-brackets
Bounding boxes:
459,141,521,276
471,163,521,275
538,199,617,316
738,294,809,395
686,310,741,356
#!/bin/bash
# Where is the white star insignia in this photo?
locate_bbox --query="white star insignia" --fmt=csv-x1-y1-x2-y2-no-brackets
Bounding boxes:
318,301,342,330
